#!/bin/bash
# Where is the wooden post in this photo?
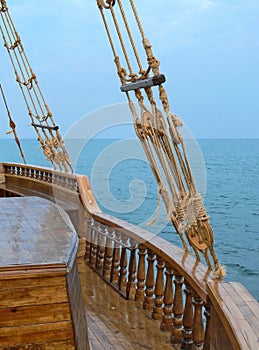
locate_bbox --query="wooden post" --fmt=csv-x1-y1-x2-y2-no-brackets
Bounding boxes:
135,244,147,302
203,303,211,350
103,229,113,279
90,226,98,267
171,271,184,346
192,293,204,349
84,219,92,263
152,255,165,320
181,282,194,350
118,234,128,291
126,240,137,299
96,229,106,272
110,230,121,283
143,249,156,310
160,263,174,331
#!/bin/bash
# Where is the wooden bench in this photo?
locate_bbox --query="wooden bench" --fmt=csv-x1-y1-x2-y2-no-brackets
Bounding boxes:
0,196,89,349
207,281,259,350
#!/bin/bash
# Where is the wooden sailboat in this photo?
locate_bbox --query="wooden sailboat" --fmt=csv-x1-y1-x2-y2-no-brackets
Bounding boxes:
0,1,258,349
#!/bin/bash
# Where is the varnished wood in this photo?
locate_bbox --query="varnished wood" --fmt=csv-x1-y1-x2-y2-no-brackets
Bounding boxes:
181,282,194,350
192,293,204,349
143,249,156,310
78,260,175,350
135,244,147,302
171,271,184,346
152,255,165,320
1,164,259,350
161,263,174,331
207,281,259,350
0,196,78,268
0,196,89,349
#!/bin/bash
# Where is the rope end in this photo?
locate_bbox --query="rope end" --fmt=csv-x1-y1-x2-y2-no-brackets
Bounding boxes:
213,265,226,280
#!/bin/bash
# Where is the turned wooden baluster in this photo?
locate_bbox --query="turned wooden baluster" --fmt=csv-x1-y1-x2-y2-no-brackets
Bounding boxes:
21,166,26,177
192,293,204,349
110,230,121,283
48,172,52,184
126,239,137,299
135,244,147,302
152,255,165,320
84,218,92,262
24,167,29,177
90,223,98,267
96,227,106,271
181,282,194,350
161,263,174,331
103,228,114,279
118,233,128,291
203,303,211,350
143,249,156,310
171,271,184,346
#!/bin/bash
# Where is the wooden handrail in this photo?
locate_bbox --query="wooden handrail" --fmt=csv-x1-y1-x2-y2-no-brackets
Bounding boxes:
1,163,258,350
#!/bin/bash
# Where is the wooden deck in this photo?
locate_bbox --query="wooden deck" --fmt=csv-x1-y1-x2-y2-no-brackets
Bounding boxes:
0,196,89,349
77,259,174,350
1,163,259,350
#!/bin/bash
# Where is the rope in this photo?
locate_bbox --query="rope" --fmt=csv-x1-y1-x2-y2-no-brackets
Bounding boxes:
96,0,225,278
0,3,73,173
0,84,26,164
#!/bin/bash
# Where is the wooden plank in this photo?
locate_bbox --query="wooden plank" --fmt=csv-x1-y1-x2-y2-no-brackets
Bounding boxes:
0,275,66,289
0,266,67,279
43,340,76,350
0,321,74,346
0,340,75,350
0,284,68,308
66,262,90,350
207,281,259,350
225,283,259,339
0,196,78,268
0,303,71,327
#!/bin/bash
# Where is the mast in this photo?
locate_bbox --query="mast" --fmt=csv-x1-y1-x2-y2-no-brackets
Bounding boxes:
96,0,225,277
0,1,73,172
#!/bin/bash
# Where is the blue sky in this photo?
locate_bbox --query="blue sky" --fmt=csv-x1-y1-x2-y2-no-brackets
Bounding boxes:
0,0,258,138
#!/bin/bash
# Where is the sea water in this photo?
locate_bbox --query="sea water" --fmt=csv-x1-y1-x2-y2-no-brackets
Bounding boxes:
1,138,258,301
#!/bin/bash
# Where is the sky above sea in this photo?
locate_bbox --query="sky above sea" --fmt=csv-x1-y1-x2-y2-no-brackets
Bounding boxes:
0,0,258,140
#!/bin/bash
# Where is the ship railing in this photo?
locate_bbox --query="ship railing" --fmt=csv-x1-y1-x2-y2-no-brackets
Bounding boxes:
77,174,259,350
0,162,78,192
0,163,258,349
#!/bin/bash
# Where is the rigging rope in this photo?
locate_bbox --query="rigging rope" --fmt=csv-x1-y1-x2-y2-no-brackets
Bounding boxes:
0,83,26,164
0,1,73,173
97,0,225,278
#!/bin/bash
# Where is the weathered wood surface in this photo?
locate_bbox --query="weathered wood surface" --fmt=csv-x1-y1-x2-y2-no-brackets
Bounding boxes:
0,196,89,350
0,163,81,230
207,281,259,350
0,196,78,267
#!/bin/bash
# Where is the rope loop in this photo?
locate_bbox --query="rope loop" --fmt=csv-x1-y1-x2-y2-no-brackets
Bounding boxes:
0,0,7,12
97,0,115,10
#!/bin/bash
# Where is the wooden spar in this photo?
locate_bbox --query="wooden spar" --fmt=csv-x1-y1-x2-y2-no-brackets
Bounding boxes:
0,84,26,164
